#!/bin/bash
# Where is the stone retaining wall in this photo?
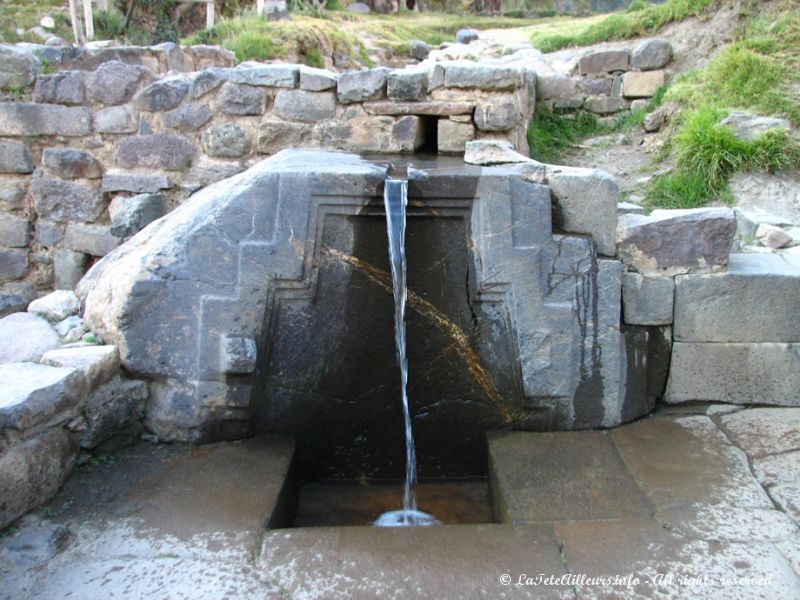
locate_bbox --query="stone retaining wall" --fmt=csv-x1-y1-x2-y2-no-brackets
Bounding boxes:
0,43,534,303
536,39,673,116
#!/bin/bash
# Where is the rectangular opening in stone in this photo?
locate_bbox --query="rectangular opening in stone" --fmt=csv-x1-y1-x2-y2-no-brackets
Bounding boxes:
291,478,495,527
250,192,520,488
417,115,439,154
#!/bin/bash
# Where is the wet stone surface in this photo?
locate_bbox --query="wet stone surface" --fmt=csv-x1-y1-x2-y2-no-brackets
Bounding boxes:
2,408,799,599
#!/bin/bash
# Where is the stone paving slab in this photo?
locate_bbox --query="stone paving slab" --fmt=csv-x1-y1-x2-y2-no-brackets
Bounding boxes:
259,524,573,600
718,408,800,459
488,430,652,523
554,517,799,599
610,415,772,510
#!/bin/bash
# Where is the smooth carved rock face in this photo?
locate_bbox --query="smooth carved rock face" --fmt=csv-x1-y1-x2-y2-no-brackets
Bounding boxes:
78,150,650,476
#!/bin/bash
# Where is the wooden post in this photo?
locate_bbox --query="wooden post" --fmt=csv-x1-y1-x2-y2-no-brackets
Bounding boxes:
96,0,109,9
67,0,85,46
206,1,215,29
257,0,265,16
83,0,94,40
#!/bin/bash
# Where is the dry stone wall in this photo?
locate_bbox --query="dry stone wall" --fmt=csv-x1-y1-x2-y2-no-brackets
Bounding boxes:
0,42,534,302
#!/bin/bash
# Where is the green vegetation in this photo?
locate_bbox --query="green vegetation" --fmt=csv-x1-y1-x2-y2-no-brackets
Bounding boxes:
527,86,667,162
342,11,541,55
0,1,71,44
646,107,800,208
645,6,800,208
530,0,716,52
186,15,371,66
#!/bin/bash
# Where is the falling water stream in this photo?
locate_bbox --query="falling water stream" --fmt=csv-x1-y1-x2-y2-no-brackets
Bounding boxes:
374,178,439,528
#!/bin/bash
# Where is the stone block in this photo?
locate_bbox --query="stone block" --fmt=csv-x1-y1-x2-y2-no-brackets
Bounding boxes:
443,65,525,90
273,89,337,122
202,122,252,158
631,38,672,70
257,120,312,155
584,95,623,114
387,68,429,101
102,170,172,194
109,193,165,237
337,68,388,103
0,293,27,318
362,101,474,116
183,157,246,189
489,431,651,523
437,119,474,153
390,116,424,152
86,61,154,105
578,50,630,75
536,73,577,100
464,140,532,165
0,180,25,211
616,208,736,275
474,94,523,131
673,253,800,342
30,178,104,223
720,111,793,142
42,148,102,180
219,64,298,87
80,376,148,450
665,343,800,405
455,28,479,44
409,40,431,61
41,345,119,391
132,76,190,111
33,71,84,105
622,70,665,98
117,134,195,171
298,66,337,91
162,103,212,132
64,223,120,257
547,165,619,256
28,290,80,321
0,313,59,363
215,82,265,116
221,336,257,374
0,248,28,280
189,69,222,99
0,428,79,529
53,250,86,290
0,214,31,247
0,46,41,90
0,140,33,174
580,77,613,96
621,272,674,325
94,104,138,134
0,103,91,137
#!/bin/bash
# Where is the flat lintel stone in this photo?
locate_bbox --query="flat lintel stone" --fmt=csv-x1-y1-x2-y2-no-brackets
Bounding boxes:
212,65,299,88
362,101,474,116
443,65,525,90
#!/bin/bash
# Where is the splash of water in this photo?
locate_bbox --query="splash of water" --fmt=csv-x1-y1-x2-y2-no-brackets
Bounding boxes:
374,178,439,528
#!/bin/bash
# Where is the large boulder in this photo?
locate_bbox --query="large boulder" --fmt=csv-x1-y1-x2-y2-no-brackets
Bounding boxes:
631,39,672,70
616,208,736,275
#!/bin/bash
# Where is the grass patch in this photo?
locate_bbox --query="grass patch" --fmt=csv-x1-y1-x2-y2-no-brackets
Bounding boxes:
646,107,800,208
530,0,716,52
0,1,71,44
332,11,543,55
185,15,370,66
527,110,608,163
528,86,668,162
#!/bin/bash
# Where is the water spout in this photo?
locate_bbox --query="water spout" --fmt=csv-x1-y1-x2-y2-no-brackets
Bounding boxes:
374,178,439,528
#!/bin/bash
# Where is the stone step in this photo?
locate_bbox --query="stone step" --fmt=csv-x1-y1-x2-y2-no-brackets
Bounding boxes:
259,523,570,599
116,435,296,546
487,430,652,523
